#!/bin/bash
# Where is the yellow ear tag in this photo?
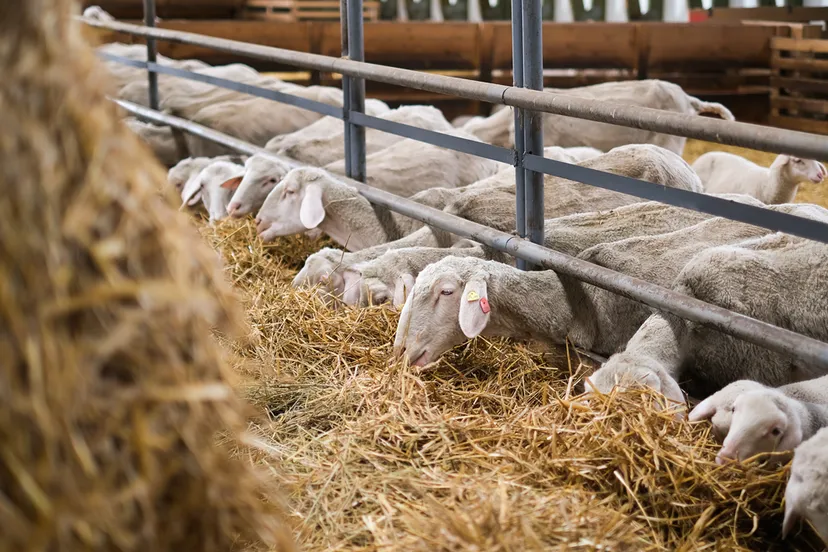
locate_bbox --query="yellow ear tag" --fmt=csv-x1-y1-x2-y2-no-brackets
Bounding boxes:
466,290,480,302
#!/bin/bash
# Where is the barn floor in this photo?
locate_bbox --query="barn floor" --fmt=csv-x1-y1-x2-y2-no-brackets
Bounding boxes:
203,139,827,551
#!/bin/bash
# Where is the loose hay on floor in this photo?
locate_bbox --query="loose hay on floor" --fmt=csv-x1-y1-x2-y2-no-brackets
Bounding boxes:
203,219,825,551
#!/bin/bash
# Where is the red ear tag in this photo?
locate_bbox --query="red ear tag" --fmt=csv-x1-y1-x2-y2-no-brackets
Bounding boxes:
479,297,490,314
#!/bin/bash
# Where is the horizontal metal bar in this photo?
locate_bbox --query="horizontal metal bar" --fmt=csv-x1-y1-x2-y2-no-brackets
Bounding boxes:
115,99,828,371
524,154,828,245
350,111,515,165
100,52,344,119
81,16,828,160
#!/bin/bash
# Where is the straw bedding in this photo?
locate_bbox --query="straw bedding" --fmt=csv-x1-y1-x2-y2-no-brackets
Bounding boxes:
202,202,826,550
0,1,293,549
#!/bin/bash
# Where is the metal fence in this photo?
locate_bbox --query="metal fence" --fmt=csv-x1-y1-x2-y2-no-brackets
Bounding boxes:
81,1,828,370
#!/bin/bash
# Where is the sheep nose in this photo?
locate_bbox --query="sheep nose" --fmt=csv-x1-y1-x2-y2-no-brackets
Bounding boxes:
227,202,240,216
393,345,405,360
254,216,261,225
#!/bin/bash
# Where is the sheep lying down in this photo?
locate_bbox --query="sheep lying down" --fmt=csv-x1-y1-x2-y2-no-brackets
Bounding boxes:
289,144,702,293
588,224,828,410
391,204,817,368
252,145,602,253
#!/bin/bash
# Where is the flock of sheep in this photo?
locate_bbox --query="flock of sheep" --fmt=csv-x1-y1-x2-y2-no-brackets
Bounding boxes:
103,40,828,544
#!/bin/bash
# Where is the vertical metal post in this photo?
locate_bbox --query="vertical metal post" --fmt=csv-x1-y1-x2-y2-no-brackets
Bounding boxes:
511,0,528,271
143,0,159,111
340,0,353,177
523,0,545,261
346,0,367,182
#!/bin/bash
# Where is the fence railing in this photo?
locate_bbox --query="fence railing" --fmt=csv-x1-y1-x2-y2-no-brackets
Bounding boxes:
80,2,828,371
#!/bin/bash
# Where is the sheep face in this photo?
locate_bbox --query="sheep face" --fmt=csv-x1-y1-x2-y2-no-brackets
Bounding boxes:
716,392,800,465
688,380,767,441
228,155,290,218
255,169,325,243
393,262,490,367
783,432,828,543
168,158,199,193
195,162,245,223
787,156,827,185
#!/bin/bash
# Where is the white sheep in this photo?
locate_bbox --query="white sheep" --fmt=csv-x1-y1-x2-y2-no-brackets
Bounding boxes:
342,196,748,310
170,154,246,208
688,374,828,440
226,154,299,218
462,80,734,153
126,118,180,167
392,206,778,368
254,165,510,249
188,160,246,222
290,145,704,299
715,388,828,465
543,146,603,163
693,152,826,204
783,427,828,543
351,240,487,308
322,127,506,196
588,218,828,407
264,104,442,167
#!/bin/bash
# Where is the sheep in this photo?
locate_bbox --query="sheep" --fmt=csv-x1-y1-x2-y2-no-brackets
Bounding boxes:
183,86,346,158
688,374,828,441
588,220,828,407
715,388,828,465
323,127,506,195
341,198,739,309
253,166,474,248
190,160,246,222
783,427,828,543
227,154,299,218
169,154,247,207
392,207,782,368
543,146,603,163
451,115,483,128
265,105,451,167
126,118,181,167
462,80,734,153
352,240,488,308
290,145,704,298
693,152,826,204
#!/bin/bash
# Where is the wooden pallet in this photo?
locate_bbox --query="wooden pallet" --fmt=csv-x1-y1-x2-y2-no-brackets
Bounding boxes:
770,36,828,135
243,0,379,21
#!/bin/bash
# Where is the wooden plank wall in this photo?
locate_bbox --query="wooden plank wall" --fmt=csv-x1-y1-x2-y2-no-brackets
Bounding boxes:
86,20,817,123
770,36,828,135
82,0,245,19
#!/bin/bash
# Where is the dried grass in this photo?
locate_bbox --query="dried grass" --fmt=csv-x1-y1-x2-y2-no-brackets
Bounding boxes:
0,1,293,550
203,214,826,552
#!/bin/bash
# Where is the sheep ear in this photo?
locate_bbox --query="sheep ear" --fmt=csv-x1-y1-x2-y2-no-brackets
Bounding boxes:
299,183,325,229
458,278,490,338
688,397,717,422
393,273,415,307
220,176,243,190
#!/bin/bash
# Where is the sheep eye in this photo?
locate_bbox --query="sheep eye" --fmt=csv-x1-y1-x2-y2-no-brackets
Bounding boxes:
440,289,453,296
771,427,782,437
285,188,295,195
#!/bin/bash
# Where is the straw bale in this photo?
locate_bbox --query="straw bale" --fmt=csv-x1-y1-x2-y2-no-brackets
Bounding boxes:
204,217,825,552
0,1,293,550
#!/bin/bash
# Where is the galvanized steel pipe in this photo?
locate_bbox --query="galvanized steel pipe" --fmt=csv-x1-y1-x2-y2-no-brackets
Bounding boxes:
82,17,828,159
